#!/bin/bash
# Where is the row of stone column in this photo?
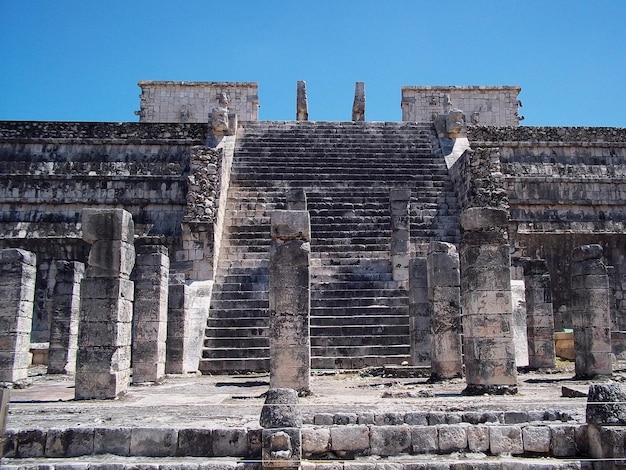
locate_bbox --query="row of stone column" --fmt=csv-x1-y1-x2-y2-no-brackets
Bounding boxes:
296,81,366,122
0,208,208,399
408,237,614,391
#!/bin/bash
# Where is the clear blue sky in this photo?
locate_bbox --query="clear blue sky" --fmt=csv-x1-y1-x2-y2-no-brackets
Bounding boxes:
1,1,624,126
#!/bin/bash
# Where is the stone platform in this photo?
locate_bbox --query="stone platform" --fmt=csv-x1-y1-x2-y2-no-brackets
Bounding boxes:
2,363,619,468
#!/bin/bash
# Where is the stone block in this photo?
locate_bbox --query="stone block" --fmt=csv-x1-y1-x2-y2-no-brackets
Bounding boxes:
94,427,131,455
44,427,68,457
489,426,523,455
262,427,302,467
129,427,178,457
369,425,411,456
65,427,95,457
358,412,375,425
82,208,134,243
411,425,438,453
438,425,467,452
522,426,551,454
586,382,626,425
87,240,135,278
374,412,405,426
269,309,309,336
15,428,45,458
176,428,213,457
466,425,490,452
75,361,130,400
260,388,302,429
460,207,508,230
213,428,249,457
271,210,310,242
330,425,370,457
302,427,330,457
404,412,428,426
549,424,578,457
78,320,132,348
314,413,334,425
333,413,358,425
80,278,135,302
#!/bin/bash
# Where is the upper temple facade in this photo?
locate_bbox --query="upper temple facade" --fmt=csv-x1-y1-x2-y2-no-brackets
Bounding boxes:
0,80,625,378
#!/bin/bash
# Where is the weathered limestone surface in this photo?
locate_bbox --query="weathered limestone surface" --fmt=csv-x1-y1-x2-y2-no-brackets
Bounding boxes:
0,249,36,384
132,245,169,384
269,209,311,394
352,81,365,122
261,388,302,470
587,382,626,469
408,258,430,366
572,244,612,378
47,260,85,375
296,81,308,121
390,189,411,285
524,259,556,369
137,81,259,123
166,276,212,374
427,241,462,380
511,279,529,367
75,208,135,399
401,85,522,125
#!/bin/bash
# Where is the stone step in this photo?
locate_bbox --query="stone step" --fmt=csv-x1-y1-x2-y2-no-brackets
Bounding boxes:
198,356,269,373
312,354,410,369
311,334,410,347
204,336,268,349
211,289,268,301
310,324,408,337
311,288,406,299
310,296,407,308
311,314,408,326
202,345,268,359
311,305,407,316
205,324,268,336
310,344,410,357
206,308,267,320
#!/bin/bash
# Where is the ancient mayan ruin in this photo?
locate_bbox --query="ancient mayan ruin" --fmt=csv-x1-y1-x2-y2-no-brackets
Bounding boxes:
2,80,626,468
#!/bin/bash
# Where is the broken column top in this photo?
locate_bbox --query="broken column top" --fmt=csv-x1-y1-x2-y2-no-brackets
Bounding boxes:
81,208,134,243
271,210,311,242
428,241,457,255
0,248,36,266
572,244,603,262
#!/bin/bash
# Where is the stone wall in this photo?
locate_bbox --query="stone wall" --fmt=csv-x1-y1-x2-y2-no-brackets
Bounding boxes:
137,81,259,123
401,86,521,126
0,121,210,343
468,126,626,331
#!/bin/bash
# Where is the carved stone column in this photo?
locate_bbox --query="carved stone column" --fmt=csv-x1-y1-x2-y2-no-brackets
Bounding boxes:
460,207,517,395
427,241,462,380
48,260,85,375
572,244,612,378
390,189,411,286
269,209,311,394
0,249,36,384
132,245,169,383
75,208,135,399
523,259,556,369
352,82,365,122
296,81,308,121
408,257,430,366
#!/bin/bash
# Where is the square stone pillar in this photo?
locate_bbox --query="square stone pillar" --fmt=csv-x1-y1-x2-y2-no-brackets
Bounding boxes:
408,258,430,366
132,245,169,383
269,210,311,394
460,207,517,395
75,208,135,400
523,259,556,369
48,261,85,375
572,244,612,378
166,275,212,374
390,189,411,287
427,241,463,380
0,249,36,384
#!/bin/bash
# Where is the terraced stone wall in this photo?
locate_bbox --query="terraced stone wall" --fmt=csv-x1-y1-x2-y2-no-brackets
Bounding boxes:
0,121,209,342
469,126,626,331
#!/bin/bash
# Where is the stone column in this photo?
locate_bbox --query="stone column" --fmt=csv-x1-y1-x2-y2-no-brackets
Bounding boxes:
75,208,135,400
132,245,169,383
427,241,463,380
296,81,308,121
572,244,612,378
0,249,36,384
523,259,556,369
586,382,626,469
269,209,311,394
166,274,212,374
48,261,84,375
390,189,411,287
352,81,365,121
460,207,517,395
260,388,302,470
408,258,430,366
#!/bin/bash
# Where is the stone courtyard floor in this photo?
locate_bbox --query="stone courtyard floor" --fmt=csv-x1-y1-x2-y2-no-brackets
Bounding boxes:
6,360,624,431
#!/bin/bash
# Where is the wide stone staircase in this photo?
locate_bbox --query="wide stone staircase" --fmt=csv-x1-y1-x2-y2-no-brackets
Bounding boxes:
199,121,460,373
